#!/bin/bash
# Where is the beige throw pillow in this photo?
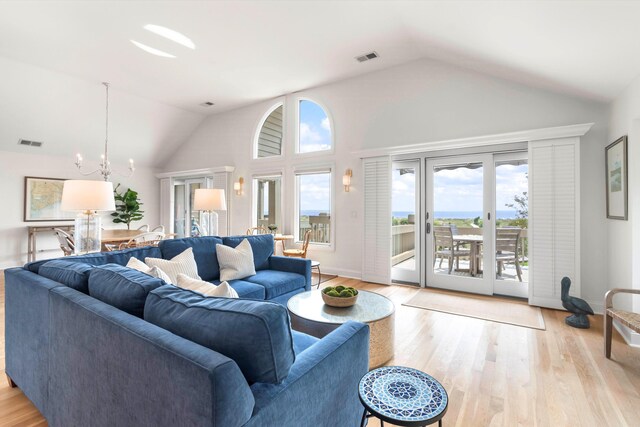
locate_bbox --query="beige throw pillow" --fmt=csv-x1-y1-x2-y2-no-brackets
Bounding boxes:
126,257,173,284
176,274,239,298
145,248,201,284
215,239,256,281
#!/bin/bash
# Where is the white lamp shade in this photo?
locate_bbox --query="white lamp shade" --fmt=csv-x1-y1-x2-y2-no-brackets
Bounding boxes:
61,180,116,211
194,188,227,211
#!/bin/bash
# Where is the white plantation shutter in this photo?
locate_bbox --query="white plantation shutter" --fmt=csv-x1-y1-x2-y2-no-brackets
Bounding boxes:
159,178,172,233
362,156,391,284
529,138,580,309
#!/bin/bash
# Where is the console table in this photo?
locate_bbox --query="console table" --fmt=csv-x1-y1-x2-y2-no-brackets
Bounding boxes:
27,224,74,262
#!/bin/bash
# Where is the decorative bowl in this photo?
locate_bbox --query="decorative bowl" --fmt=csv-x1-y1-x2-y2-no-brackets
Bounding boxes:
321,292,358,308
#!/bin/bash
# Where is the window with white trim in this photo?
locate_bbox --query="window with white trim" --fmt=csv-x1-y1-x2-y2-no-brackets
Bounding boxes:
295,170,332,245
297,99,332,154
254,104,283,159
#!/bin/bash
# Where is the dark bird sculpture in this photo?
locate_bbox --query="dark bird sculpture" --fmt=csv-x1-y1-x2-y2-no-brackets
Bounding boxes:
561,277,594,328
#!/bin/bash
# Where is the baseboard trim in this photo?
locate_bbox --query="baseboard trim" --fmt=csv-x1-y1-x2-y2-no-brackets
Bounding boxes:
614,321,640,348
319,267,361,280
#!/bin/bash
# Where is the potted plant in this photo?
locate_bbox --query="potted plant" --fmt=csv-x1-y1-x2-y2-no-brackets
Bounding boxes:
111,184,144,230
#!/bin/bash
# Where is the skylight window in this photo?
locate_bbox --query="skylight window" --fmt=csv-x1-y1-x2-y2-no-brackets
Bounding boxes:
144,24,195,49
130,40,176,58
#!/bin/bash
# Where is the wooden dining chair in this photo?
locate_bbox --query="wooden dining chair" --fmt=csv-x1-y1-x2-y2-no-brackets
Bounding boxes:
495,227,522,281
53,228,75,256
118,231,165,250
246,226,268,235
283,230,312,258
605,288,640,358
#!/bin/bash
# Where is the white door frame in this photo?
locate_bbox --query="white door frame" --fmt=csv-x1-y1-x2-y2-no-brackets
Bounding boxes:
391,159,421,284
425,153,495,295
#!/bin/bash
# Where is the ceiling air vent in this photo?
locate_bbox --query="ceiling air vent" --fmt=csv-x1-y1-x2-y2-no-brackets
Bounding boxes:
200,101,215,107
19,139,43,147
355,51,379,63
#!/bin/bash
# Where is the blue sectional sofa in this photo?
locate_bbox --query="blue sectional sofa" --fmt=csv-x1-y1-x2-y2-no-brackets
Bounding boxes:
5,234,370,427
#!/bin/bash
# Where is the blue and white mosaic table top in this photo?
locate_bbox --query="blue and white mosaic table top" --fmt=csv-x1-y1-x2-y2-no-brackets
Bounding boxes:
359,366,448,424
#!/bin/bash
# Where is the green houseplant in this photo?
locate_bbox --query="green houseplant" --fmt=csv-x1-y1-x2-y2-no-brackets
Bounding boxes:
111,184,144,230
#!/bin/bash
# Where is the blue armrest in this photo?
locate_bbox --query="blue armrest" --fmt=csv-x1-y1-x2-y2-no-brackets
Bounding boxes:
268,256,312,290
247,321,370,427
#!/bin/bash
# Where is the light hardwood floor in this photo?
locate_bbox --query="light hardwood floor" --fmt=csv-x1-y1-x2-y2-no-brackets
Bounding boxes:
1,272,639,426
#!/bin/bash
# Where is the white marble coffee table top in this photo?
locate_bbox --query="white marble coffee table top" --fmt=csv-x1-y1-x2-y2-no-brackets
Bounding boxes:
287,289,395,325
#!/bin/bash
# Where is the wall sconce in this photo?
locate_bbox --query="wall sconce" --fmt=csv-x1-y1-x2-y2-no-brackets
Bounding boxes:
234,177,244,196
343,169,352,192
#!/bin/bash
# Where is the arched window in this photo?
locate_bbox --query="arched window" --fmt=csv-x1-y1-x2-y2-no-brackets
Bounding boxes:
297,99,332,154
254,104,283,159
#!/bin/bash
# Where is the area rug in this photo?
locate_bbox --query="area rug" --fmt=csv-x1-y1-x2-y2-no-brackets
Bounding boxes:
403,289,545,330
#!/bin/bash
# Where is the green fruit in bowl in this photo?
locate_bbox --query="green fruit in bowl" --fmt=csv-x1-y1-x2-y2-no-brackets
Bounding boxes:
335,285,345,293
322,287,334,294
339,289,354,297
326,290,340,297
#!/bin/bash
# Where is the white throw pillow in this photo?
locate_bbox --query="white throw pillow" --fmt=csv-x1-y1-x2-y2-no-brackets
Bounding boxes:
145,248,201,284
216,239,256,281
126,257,173,284
176,274,239,298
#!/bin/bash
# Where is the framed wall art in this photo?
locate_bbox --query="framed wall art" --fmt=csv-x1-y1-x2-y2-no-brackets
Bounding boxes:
605,136,628,220
24,176,75,222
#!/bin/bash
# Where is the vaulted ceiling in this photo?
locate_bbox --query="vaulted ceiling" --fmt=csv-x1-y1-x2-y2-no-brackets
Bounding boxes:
0,1,637,165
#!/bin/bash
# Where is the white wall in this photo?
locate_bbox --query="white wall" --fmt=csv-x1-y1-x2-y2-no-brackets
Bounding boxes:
607,75,640,340
163,57,609,305
0,150,159,268
0,56,204,167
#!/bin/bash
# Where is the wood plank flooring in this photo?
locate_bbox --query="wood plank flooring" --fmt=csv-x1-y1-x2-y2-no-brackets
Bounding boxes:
1,272,639,426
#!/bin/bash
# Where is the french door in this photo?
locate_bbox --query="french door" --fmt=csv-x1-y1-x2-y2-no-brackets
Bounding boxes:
425,152,529,297
426,154,494,295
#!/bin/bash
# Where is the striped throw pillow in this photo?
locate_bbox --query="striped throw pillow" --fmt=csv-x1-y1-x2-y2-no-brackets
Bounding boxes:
176,274,239,298
216,239,256,281
145,247,201,284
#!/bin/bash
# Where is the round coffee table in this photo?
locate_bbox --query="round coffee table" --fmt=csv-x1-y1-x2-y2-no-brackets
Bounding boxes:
287,289,395,368
358,366,448,427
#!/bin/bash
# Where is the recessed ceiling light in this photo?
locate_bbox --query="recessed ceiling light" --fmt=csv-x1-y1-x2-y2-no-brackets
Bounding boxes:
144,24,195,49
130,40,176,58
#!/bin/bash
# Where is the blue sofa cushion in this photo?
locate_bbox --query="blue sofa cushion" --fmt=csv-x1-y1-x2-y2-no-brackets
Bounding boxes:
25,246,162,274
222,234,273,271
291,331,318,355
212,279,266,300
88,264,165,317
159,237,223,281
245,270,306,299
145,285,295,384
39,260,94,294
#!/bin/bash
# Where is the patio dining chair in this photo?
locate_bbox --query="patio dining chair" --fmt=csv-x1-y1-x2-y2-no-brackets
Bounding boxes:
53,228,75,256
495,227,522,282
433,225,470,274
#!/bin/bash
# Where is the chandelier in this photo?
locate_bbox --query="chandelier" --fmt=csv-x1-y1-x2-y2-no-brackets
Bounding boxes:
75,82,134,181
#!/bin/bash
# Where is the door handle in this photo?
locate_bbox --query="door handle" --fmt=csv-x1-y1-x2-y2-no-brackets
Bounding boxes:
426,222,431,234
487,212,491,220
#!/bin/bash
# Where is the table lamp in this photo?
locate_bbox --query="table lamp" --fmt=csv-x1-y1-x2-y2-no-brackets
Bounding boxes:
61,180,115,254
193,188,227,236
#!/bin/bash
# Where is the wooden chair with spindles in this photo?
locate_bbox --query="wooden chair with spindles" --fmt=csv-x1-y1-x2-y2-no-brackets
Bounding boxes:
246,226,268,235
283,230,312,258
605,288,640,358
